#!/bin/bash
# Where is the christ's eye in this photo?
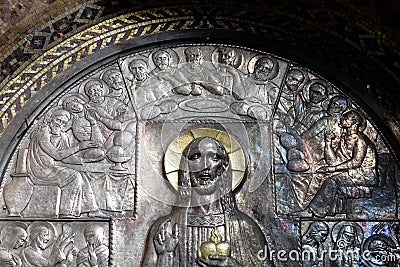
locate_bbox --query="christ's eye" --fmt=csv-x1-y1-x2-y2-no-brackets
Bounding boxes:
189,153,201,160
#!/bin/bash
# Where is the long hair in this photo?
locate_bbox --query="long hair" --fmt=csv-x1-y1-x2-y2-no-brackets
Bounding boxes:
0,225,27,249
302,221,329,246
175,137,233,208
29,226,48,247
172,137,236,266
335,225,361,250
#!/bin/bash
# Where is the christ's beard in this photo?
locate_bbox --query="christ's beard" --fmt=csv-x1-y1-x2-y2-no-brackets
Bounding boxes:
193,181,220,196
189,176,231,207
190,189,223,207
189,61,201,70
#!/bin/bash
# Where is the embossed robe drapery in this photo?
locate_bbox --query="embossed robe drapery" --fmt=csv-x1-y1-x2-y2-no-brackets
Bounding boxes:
27,126,98,216
76,244,109,267
142,201,272,267
308,131,378,217
21,246,65,267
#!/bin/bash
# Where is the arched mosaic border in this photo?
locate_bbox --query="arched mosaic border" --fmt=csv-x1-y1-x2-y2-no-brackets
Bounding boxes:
0,41,398,266
1,3,400,142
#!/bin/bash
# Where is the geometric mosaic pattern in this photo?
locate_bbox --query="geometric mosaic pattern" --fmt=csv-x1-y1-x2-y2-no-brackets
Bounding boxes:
1,1,400,138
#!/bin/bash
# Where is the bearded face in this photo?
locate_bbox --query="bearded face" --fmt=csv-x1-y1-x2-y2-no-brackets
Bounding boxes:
154,52,171,70
12,228,27,249
36,230,50,250
185,49,203,70
85,230,96,246
187,138,226,196
338,226,356,248
49,114,69,135
105,71,124,91
327,97,347,115
285,70,305,92
129,61,148,82
86,82,105,103
309,83,328,104
313,229,328,243
253,58,274,81
218,49,236,66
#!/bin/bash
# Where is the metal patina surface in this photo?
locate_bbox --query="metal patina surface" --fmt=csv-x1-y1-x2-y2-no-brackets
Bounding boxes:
0,44,398,266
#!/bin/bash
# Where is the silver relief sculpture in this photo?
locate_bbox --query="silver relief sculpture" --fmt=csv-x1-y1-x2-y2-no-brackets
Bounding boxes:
0,221,109,267
301,221,329,267
141,137,270,266
0,222,28,266
0,44,398,267
76,225,110,267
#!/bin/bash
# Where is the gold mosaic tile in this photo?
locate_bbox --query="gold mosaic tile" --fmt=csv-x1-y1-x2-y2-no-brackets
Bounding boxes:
0,3,400,137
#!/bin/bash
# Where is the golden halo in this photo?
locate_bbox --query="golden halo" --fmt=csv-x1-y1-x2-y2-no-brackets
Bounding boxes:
164,128,246,191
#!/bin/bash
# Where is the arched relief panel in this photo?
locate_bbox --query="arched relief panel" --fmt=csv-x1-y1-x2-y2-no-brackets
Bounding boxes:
0,43,398,267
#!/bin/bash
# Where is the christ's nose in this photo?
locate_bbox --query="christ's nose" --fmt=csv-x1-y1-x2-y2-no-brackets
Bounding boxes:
200,158,213,170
